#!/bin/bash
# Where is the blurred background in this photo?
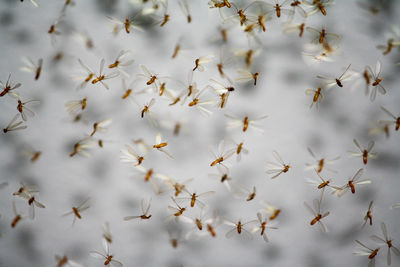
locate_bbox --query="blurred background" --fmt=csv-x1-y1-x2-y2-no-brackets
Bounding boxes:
0,0,400,266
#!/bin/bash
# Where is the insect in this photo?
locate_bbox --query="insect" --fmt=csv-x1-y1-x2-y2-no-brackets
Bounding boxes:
120,143,147,166
209,140,235,173
306,170,333,190
22,149,42,163
283,22,306,37
91,59,119,90
90,239,122,267
366,60,386,101
304,191,330,232
13,182,39,198
362,201,373,228
187,86,216,116
152,132,173,159
177,70,198,104
262,202,281,220
288,0,307,18
303,0,333,16
153,0,170,27
55,254,82,267
266,150,291,179
228,140,249,162
209,168,233,191
332,168,371,197
193,55,215,72
108,50,134,77
11,201,24,228
348,139,377,165
120,79,140,101
216,46,234,83
233,47,261,69
62,198,90,225
208,0,231,8
102,222,113,244
20,57,43,80
224,218,257,240
137,65,168,93
124,198,152,221
20,192,46,220
178,0,192,23
181,207,208,231
90,119,112,137
231,184,257,202
69,137,96,157
371,222,400,266
138,98,158,127
133,165,164,193
317,64,354,88
65,97,87,115
225,2,259,26
47,12,65,45
166,197,187,220
0,74,21,98
306,26,341,45
252,212,278,243
106,14,143,34
16,98,39,121
224,114,267,133
208,78,235,108
305,147,340,173
176,188,215,208
163,177,194,197
235,69,260,85
3,114,27,133
263,0,294,18
380,106,400,131
72,59,95,90
305,86,324,109
368,121,391,139
354,240,380,267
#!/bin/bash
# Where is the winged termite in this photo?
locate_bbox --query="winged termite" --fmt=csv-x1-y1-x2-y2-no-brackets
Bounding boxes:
48,12,64,45
216,46,234,82
73,59,95,90
102,222,113,244
233,47,261,69
106,14,143,34
153,132,173,159
224,218,257,240
120,79,141,102
224,114,267,133
120,143,147,166
370,222,400,266
266,150,291,179
20,192,46,220
306,26,340,45
22,149,42,163
305,147,339,173
354,240,379,267
166,197,187,221
152,0,170,27
208,78,235,108
306,170,333,190
91,59,119,90
231,183,257,202
366,60,386,101
376,26,400,55
209,168,233,191
283,22,306,37
108,50,134,77
164,88,185,106
224,1,259,26
261,201,281,220
317,64,354,88
90,239,123,267
303,0,332,16
348,139,377,165
13,182,39,197
65,97,87,115
252,212,278,243
362,201,373,228
263,0,294,18
305,86,324,109
302,43,338,64
288,1,307,18
331,168,371,197
176,188,215,208
0,74,21,98
90,119,112,137
3,114,27,133
176,70,198,104
137,98,158,126
304,191,330,232
162,177,193,197
227,140,248,162
167,229,186,248
368,121,390,139
20,57,43,80
208,0,232,8
193,55,214,72
62,198,90,225
16,98,39,121
124,198,152,221
380,106,400,131
209,140,235,173
357,1,381,15
178,0,192,23
133,165,164,193
11,201,24,228
235,69,260,85
55,254,83,267
137,65,168,93
187,86,215,116
70,137,96,157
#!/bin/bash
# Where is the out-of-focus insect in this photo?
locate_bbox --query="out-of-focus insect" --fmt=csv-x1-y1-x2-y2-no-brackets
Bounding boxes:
124,198,152,221
16,98,39,121
266,150,291,179
288,0,307,18
154,0,170,27
235,69,260,85
22,149,42,163
138,98,158,126
354,240,379,267
176,188,215,208
263,0,294,18
208,78,235,108
332,168,371,197
55,254,83,267
366,60,386,102
187,87,215,116
243,3,272,34
137,65,168,93
21,0,39,7
283,22,306,37
167,196,187,220
306,170,333,190
233,47,261,69
305,86,324,109
357,1,381,15
163,177,193,197
362,201,373,228
167,229,186,249
305,147,340,173
348,139,377,165
224,114,267,133
177,70,198,104
62,198,90,225
209,140,235,173
11,201,24,228
73,59,95,90
19,191,46,220
262,201,281,220
107,14,143,34
153,132,173,159
209,168,233,191
193,55,215,72
178,0,192,23
102,222,113,244
380,106,400,131
20,57,43,81
181,207,207,231
65,97,87,115
120,79,137,101
91,59,119,90
108,50,134,78
208,0,231,8
232,184,257,201
164,88,185,106
90,119,112,137
120,143,146,166
48,13,64,44
0,74,21,98
371,222,400,266
70,137,96,157
216,46,234,82
368,122,391,139
224,218,257,240
133,165,164,193
252,212,278,243
224,2,258,26
13,182,39,197
90,239,123,267
376,26,400,55
228,140,248,162
317,64,353,88
304,191,330,232
306,26,340,45
3,114,27,133
303,0,332,16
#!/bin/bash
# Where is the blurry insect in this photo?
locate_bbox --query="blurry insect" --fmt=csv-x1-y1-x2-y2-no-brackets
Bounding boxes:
20,57,43,81
163,177,194,197
245,3,272,33
366,60,386,101
0,74,21,98
177,70,198,104
376,27,400,55
20,192,45,220
209,140,235,173
332,168,371,197
306,26,340,45
120,144,146,166
101,222,113,245
362,201,373,228
209,167,233,191
263,0,294,18
224,218,257,240
73,59,95,90
306,170,333,190
137,65,168,93
266,150,291,179
317,64,353,88
231,184,257,201
177,188,215,208
208,79,235,108
380,106,400,131
208,0,231,8
22,149,42,163
262,202,281,220
305,86,324,109
20,0,39,7
229,140,248,162
164,88,185,106
305,147,340,173
48,13,64,44
224,114,267,133
168,229,186,248
157,0,170,27
187,87,215,116
90,119,112,137
106,14,143,34
235,69,260,85
124,198,152,221
153,132,173,159
167,197,187,219
178,0,192,23
288,0,307,18
233,47,261,69
91,59,119,90
138,98,158,126
283,22,306,37
357,1,381,15
65,97,87,115
11,201,24,228
303,0,332,16
193,55,214,72
13,182,39,197
3,114,27,133
216,46,234,82
133,165,164,193
371,222,400,266
70,137,96,157
16,98,39,121
354,240,380,267
368,121,391,139
225,2,259,26
252,212,278,243
348,139,377,165
90,239,122,267
120,79,139,101
62,198,90,225
108,50,134,78
304,191,330,232
55,254,82,267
